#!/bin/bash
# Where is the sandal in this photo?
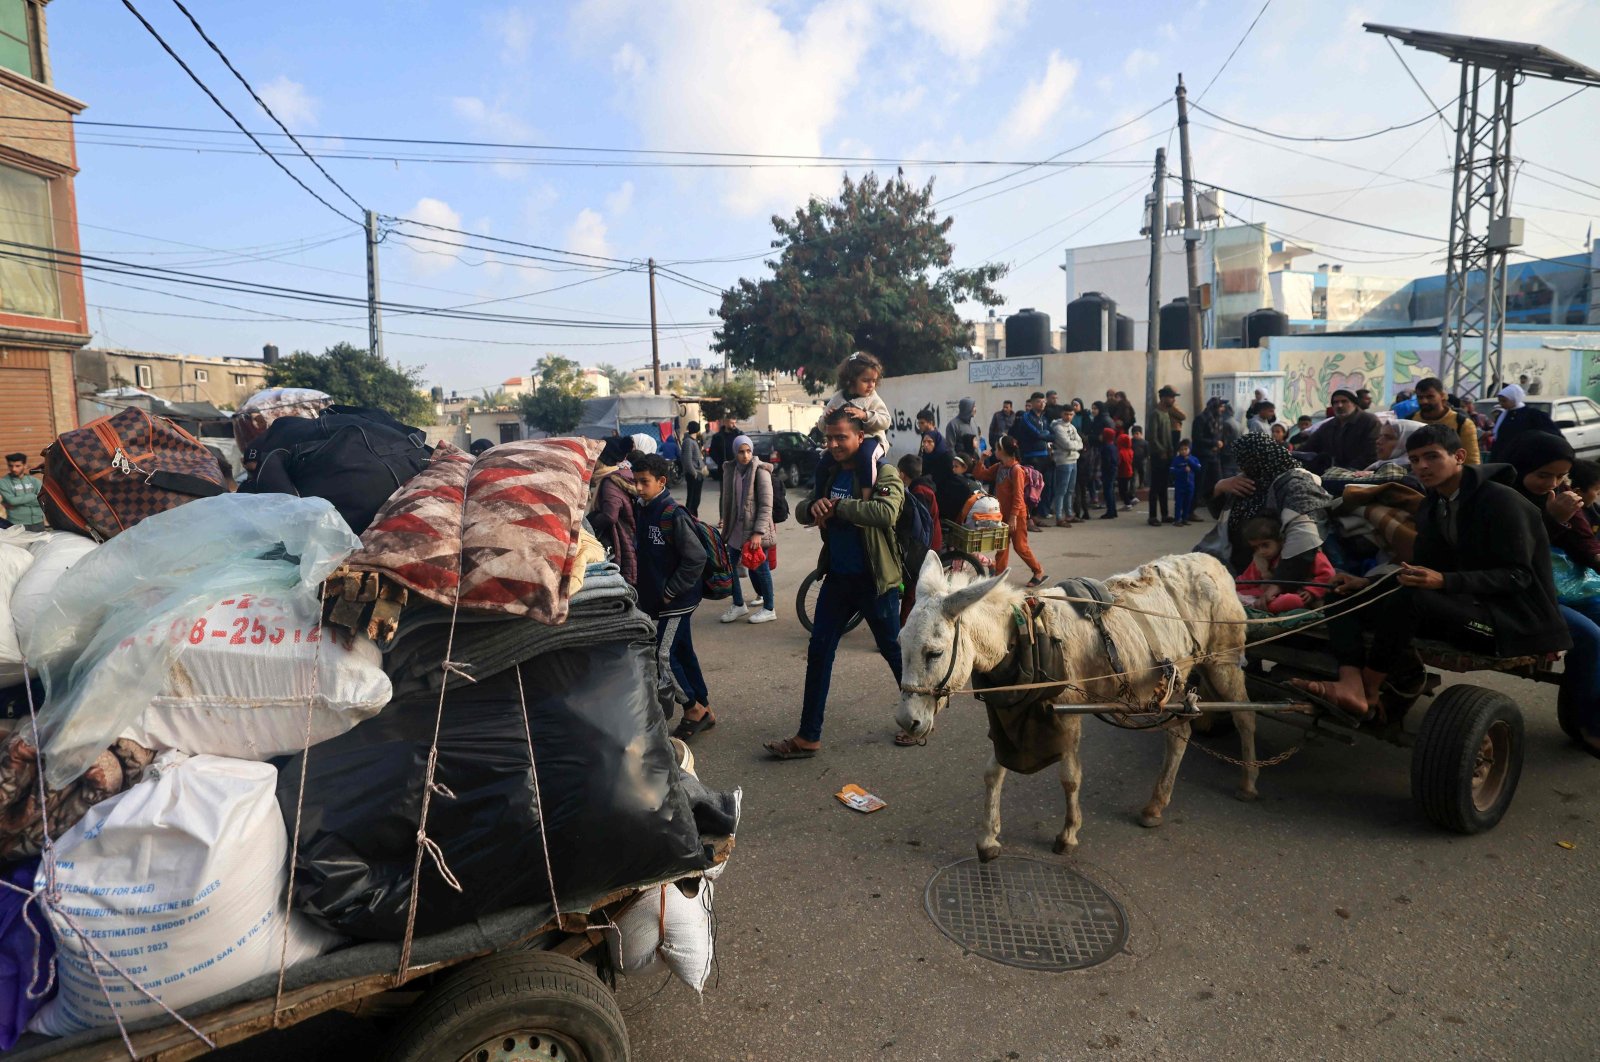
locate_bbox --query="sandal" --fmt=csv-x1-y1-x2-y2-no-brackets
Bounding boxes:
671,711,716,741
764,737,819,760
1025,573,1050,589
894,727,930,747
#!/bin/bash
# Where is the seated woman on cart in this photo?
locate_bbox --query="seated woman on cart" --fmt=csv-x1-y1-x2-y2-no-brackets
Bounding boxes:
1286,424,1572,721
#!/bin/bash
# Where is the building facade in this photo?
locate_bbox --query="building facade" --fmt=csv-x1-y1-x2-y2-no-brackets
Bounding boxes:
75,347,273,411
0,0,86,460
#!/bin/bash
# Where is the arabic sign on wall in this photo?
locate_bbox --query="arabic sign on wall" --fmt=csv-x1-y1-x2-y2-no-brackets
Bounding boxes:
968,357,1042,388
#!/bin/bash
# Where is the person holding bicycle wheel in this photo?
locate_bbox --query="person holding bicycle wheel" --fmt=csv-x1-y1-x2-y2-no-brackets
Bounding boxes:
764,408,904,761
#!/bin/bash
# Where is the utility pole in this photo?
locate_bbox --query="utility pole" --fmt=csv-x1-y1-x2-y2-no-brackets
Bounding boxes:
1144,147,1166,431
364,210,384,361
647,257,662,395
1175,75,1205,410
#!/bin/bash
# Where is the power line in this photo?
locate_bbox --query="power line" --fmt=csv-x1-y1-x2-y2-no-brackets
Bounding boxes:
1181,178,1445,241
1010,184,1149,270
117,0,358,225
383,216,638,266
1194,0,1274,102
1515,85,1589,126
166,0,364,214
1383,36,1454,165
1189,98,1457,143
386,231,625,273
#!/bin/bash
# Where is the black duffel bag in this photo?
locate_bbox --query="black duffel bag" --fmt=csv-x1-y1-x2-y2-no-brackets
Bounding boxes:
277,636,728,941
242,405,430,533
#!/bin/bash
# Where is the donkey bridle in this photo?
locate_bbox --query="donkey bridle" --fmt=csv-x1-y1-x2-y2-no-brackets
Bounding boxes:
899,618,963,702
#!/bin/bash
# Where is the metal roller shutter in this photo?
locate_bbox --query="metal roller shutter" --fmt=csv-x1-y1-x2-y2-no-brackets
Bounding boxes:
0,366,55,460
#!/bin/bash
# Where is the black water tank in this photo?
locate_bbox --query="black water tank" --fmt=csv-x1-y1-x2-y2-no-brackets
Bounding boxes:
1242,307,1290,347
262,343,279,364
1114,313,1134,351
1066,292,1116,353
1158,298,1189,350
1004,308,1052,358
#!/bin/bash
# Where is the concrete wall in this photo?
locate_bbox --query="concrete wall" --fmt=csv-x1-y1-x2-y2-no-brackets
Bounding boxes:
752,400,824,432
875,347,1258,458
76,349,272,410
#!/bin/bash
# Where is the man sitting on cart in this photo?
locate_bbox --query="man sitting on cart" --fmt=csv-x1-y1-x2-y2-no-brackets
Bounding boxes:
1292,424,1571,719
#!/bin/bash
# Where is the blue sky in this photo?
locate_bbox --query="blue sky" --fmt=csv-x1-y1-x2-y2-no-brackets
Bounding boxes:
47,0,1600,394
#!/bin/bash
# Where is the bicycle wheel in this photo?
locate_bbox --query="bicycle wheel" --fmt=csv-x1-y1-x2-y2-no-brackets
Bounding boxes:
940,549,991,577
796,568,864,634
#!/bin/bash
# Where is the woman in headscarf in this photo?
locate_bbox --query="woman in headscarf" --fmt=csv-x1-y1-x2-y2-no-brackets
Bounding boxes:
1503,431,1600,758
1368,419,1426,471
1192,397,1226,502
589,434,641,583
718,433,777,624
1210,433,1337,577
1217,402,1242,479
1487,383,1560,462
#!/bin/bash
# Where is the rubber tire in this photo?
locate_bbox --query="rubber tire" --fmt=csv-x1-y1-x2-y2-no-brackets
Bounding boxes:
795,568,863,635
938,549,989,577
1410,684,1524,835
380,951,629,1062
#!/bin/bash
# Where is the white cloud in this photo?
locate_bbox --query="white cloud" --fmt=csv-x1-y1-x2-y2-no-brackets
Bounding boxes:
404,197,465,276
883,0,1028,57
487,6,537,65
566,208,612,259
605,181,635,216
1123,48,1160,78
574,0,876,214
258,75,317,128
450,96,534,141
1003,49,1079,142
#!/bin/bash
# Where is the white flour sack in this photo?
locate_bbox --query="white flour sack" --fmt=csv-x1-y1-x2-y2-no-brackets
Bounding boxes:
608,880,716,993
29,755,338,1036
11,533,97,645
116,592,390,760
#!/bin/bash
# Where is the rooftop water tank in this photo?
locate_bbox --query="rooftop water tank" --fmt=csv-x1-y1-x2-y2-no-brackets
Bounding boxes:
1004,308,1052,358
1114,313,1134,351
1065,292,1116,353
1242,307,1290,347
1158,297,1190,351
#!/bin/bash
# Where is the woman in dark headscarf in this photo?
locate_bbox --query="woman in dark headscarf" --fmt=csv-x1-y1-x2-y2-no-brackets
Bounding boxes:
1192,397,1225,501
1503,431,1600,758
918,426,948,457
1211,433,1337,577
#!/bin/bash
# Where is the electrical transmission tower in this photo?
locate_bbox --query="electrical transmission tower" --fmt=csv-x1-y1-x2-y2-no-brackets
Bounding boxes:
1367,24,1600,399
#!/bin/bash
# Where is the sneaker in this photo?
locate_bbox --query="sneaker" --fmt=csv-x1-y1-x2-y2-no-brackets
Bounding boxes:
747,608,777,624
720,604,749,623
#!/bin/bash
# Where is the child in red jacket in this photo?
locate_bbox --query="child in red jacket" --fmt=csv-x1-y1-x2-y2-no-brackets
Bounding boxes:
1236,517,1335,613
1115,430,1136,507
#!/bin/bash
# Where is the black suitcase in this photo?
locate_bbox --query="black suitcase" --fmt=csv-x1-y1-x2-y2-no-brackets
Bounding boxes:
243,405,431,533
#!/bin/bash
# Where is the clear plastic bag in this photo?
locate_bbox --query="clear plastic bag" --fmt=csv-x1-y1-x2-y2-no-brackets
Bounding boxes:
21,494,359,787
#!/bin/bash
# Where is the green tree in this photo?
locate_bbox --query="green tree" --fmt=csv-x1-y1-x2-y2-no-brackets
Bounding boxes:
597,362,642,394
699,375,758,421
519,353,596,434
713,173,1007,393
266,342,433,423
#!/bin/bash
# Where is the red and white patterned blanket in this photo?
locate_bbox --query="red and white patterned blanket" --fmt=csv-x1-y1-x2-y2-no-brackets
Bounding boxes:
345,437,603,626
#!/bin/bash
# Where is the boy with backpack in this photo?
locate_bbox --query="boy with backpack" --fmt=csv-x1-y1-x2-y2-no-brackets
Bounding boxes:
631,454,714,741
896,454,942,623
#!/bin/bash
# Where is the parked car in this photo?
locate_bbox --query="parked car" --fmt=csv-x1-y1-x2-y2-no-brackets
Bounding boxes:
743,430,823,488
1525,395,1600,458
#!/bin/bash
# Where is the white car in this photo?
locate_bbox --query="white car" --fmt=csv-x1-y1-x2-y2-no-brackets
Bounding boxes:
1524,395,1600,459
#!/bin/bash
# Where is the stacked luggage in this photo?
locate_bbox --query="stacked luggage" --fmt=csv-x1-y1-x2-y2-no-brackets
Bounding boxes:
0,400,738,1050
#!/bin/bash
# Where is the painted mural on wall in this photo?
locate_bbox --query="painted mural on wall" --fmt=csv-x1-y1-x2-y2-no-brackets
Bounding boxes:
1496,350,1570,397
1279,349,1385,422
1581,351,1600,403
1389,348,1442,399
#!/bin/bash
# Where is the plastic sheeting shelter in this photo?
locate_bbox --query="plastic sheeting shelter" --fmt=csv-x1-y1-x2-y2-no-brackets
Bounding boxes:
576,395,679,443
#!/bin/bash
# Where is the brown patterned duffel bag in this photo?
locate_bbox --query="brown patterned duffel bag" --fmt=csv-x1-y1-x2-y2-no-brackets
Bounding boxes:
41,406,226,540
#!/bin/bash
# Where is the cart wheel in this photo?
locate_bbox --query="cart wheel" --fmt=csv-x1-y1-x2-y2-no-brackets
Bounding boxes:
939,549,989,577
1410,684,1524,835
795,568,863,635
381,951,629,1062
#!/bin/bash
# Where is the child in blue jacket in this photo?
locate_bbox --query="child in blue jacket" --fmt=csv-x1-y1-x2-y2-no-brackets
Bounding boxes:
632,454,713,739
1170,439,1201,526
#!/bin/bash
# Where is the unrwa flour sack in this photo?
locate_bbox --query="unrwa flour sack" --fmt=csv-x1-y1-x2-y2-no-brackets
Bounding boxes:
113,592,390,760
29,754,337,1036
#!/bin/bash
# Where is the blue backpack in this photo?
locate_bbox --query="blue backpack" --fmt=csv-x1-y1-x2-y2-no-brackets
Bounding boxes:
659,501,734,600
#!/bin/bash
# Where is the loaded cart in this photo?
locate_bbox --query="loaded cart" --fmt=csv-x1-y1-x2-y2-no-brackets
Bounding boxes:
1232,620,1556,834
6,835,733,1062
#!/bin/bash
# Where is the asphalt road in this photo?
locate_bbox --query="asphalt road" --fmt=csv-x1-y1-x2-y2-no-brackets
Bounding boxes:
217,479,1599,1061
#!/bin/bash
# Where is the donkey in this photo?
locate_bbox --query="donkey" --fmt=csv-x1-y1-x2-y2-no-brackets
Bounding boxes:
896,551,1260,861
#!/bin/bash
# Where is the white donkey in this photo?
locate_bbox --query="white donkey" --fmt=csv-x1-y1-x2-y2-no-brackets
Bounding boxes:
896,551,1260,861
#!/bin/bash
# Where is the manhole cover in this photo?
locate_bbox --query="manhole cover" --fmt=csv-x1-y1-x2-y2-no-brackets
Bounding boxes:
924,856,1127,971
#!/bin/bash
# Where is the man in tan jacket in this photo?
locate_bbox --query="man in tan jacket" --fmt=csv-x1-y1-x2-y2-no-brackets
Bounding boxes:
1414,377,1480,465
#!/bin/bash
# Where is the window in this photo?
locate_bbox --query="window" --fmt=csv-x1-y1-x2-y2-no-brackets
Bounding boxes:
0,162,61,318
0,1,37,80
193,368,209,383
1579,399,1600,425
135,364,153,389
498,422,519,443
232,373,249,386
